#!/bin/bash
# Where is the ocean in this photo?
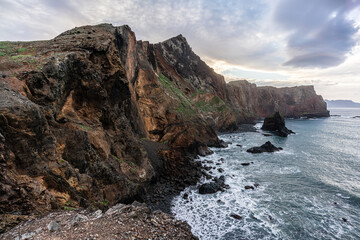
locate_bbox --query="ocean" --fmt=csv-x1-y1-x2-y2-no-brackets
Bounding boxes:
172,108,360,240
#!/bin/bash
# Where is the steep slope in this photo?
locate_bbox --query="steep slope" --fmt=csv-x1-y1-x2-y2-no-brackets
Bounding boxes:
139,35,237,131
0,23,329,232
0,24,223,232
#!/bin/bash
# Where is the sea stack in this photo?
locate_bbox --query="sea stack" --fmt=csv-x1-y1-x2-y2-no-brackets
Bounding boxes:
261,112,294,137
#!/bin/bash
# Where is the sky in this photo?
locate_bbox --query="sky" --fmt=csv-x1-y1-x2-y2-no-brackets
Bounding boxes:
1,0,360,101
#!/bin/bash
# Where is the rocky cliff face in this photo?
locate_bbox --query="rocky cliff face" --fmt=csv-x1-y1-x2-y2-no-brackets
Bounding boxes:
228,80,329,119
0,23,328,232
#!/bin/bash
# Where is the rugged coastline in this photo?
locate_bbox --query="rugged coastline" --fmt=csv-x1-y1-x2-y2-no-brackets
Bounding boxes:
0,23,329,237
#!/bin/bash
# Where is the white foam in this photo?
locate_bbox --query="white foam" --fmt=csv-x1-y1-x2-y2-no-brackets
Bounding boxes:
336,193,350,199
273,167,301,175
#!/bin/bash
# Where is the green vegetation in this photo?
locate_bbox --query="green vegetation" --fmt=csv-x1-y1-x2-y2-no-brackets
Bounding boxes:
0,42,16,56
101,201,108,206
10,54,33,62
191,89,207,97
112,155,124,163
158,73,229,116
17,47,26,53
195,96,229,113
80,125,91,131
128,161,135,168
0,41,13,49
130,168,136,173
63,206,77,210
63,200,77,210
158,74,196,117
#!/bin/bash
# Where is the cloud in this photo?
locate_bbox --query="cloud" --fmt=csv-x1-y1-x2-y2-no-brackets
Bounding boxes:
0,0,359,101
274,0,360,68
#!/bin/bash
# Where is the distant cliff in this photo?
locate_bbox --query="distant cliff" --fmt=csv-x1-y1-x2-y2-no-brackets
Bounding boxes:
325,100,360,108
228,80,329,119
0,24,328,232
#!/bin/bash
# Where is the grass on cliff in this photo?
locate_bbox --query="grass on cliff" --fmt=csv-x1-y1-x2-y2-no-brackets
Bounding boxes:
158,74,230,116
158,74,196,117
194,95,229,113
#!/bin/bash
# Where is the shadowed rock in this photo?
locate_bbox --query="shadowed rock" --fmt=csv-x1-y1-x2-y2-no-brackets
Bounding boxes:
246,141,282,154
261,112,295,137
198,176,228,194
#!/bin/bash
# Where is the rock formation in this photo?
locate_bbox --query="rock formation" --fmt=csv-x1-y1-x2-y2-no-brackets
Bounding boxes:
246,141,283,154
198,176,228,194
261,112,295,137
0,23,329,233
227,80,330,120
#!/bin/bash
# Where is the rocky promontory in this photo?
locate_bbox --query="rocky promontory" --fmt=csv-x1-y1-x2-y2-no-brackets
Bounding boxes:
0,23,329,234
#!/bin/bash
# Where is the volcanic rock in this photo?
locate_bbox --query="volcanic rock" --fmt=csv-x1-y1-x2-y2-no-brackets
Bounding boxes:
261,112,295,137
244,185,255,190
1,202,197,239
198,176,227,194
246,141,283,154
230,214,242,220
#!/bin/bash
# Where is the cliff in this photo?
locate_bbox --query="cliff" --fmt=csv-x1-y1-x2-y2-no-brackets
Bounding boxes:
0,23,328,232
228,80,330,119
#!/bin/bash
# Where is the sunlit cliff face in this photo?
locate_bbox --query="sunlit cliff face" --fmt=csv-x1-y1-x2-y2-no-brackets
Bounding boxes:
1,0,359,101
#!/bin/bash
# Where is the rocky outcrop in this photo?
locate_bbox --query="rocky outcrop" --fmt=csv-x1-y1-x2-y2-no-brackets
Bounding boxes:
227,80,330,120
0,24,222,232
262,112,294,137
246,141,283,154
198,176,227,194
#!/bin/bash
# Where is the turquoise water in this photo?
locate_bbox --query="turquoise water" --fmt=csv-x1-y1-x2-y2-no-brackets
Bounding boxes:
172,108,360,240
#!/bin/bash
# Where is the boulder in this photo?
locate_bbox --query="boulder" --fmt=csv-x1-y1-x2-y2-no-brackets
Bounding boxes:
198,176,227,194
261,112,294,137
246,141,282,154
230,214,242,220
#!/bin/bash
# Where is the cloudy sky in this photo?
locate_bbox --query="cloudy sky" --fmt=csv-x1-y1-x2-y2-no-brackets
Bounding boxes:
1,0,360,101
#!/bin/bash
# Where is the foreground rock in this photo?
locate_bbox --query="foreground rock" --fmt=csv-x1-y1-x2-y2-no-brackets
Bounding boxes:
261,112,295,137
247,141,282,154
198,176,228,194
0,202,197,240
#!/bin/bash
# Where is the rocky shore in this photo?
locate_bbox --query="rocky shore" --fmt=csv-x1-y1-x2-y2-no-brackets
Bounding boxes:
0,23,329,238
0,202,197,240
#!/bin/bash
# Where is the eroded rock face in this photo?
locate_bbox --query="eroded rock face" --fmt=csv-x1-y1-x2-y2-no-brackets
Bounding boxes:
227,80,330,120
0,23,230,232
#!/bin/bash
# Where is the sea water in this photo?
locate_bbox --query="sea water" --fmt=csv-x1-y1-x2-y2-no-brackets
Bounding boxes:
172,108,360,240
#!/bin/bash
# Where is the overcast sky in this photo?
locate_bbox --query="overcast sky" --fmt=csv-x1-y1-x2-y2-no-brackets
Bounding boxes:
1,0,360,101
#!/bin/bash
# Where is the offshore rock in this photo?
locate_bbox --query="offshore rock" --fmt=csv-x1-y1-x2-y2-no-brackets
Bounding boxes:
261,112,295,137
246,141,283,154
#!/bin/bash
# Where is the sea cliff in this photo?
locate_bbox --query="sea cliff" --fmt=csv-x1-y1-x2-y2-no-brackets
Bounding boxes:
0,24,328,234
